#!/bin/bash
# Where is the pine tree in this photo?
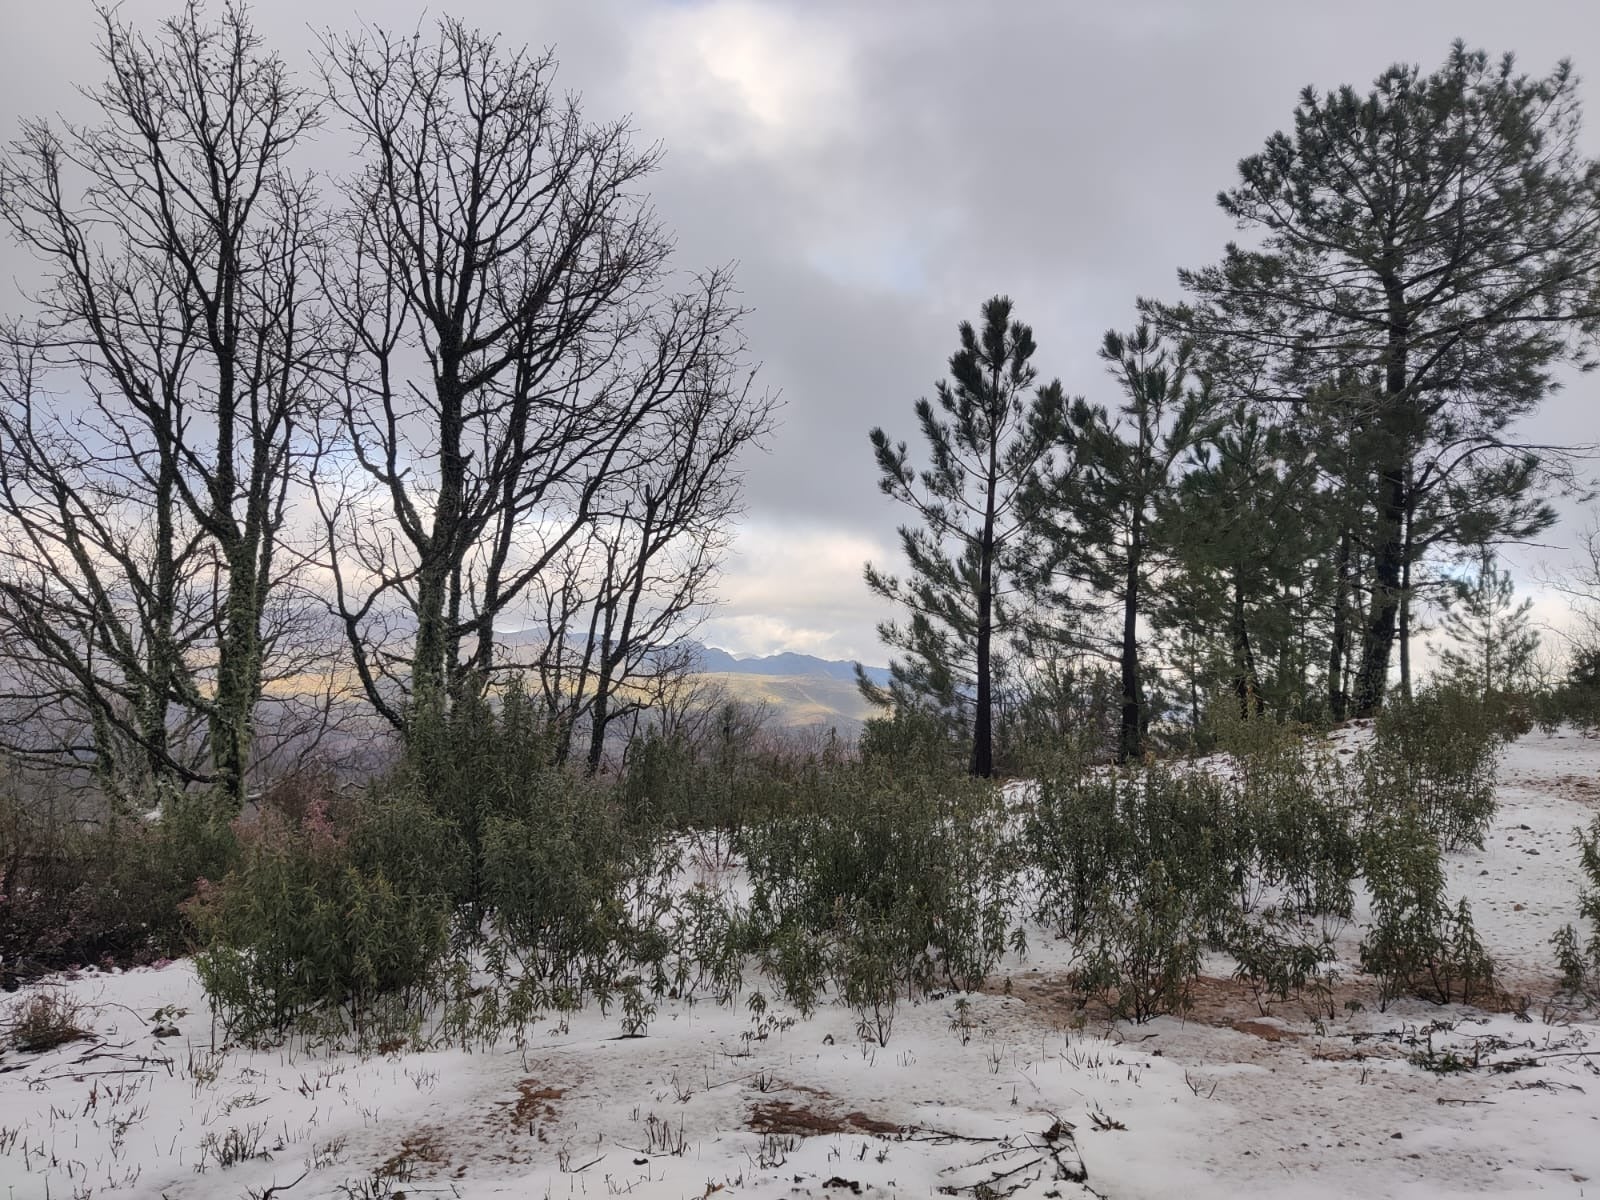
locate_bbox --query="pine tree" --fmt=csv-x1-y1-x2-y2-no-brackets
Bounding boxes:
861,297,1067,777
1157,405,1324,718
1028,324,1215,763
1437,548,1539,697
1162,43,1600,716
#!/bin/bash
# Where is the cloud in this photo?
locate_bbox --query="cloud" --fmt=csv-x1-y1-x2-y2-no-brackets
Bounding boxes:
699,519,891,661
4,0,1600,664
627,1,857,161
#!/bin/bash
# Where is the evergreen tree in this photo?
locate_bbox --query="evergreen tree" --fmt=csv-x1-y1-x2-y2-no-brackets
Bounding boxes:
1437,548,1539,697
1157,405,1324,718
1028,324,1215,763
1161,43,1600,716
861,297,1067,777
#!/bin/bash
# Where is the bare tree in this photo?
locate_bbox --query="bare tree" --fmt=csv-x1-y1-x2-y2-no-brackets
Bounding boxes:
0,333,213,797
531,362,775,772
0,2,327,807
316,22,754,734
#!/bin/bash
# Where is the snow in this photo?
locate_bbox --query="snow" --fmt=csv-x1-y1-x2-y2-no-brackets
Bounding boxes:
3,728,1599,1199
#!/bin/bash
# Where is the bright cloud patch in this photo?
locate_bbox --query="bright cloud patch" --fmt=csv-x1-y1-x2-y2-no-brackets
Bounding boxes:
627,1,856,160
699,520,889,660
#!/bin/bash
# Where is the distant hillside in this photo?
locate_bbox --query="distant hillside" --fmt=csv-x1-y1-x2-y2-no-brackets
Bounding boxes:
683,646,892,735
695,670,879,736
472,634,890,733
692,645,892,688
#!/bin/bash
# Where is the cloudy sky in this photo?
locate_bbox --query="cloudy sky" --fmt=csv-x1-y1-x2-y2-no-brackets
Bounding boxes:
4,0,1599,666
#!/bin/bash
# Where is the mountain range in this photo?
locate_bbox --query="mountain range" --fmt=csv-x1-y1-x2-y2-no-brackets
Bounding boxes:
687,646,890,734
691,646,891,688
493,632,891,733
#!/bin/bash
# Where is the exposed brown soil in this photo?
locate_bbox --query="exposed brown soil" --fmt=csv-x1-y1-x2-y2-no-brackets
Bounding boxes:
502,1078,567,1132
995,969,1541,1035
1231,1019,1300,1042
748,1098,901,1137
381,1128,450,1178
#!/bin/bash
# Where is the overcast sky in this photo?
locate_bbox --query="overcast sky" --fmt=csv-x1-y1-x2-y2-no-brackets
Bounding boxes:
4,1,1599,665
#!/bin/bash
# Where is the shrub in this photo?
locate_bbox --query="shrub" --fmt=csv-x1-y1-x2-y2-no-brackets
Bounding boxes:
384,688,765,1039
1229,908,1340,1015
478,770,656,1017
858,705,967,776
1074,861,1202,1023
742,760,1018,1034
1026,710,1366,1023
1358,685,1502,851
1359,812,1495,1006
1228,723,1359,920
0,783,236,984
1550,813,1600,993
396,682,581,913
4,989,89,1052
1027,763,1241,943
618,727,834,835
187,791,463,1044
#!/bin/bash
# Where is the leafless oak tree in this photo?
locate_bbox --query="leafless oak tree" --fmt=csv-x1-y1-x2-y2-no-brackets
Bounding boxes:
0,2,328,806
315,21,759,734
531,361,775,773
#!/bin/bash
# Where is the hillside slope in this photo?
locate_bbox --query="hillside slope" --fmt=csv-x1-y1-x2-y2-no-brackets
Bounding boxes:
693,669,879,734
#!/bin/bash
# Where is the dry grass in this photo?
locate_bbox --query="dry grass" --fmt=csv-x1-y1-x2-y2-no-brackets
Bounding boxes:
5,989,89,1052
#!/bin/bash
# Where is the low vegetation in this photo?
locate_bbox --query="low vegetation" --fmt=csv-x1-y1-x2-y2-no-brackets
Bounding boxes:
0,680,1545,1048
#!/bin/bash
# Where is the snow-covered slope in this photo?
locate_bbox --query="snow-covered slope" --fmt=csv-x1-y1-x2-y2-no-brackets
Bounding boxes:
2,728,1598,1199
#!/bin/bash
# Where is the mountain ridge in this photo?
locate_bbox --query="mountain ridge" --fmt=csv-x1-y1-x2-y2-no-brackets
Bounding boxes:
692,645,891,688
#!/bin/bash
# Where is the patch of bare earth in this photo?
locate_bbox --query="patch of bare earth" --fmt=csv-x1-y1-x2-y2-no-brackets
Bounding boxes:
997,969,1538,1038
502,1078,567,1140
748,1097,901,1137
1502,769,1600,805
381,1128,451,1180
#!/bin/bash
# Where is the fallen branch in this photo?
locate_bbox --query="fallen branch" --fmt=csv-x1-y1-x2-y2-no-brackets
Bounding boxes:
250,1167,309,1200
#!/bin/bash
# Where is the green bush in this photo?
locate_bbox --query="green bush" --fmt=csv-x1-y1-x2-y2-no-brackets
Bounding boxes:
1227,721,1359,920
858,705,967,776
741,760,1018,1033
187,791,463,1045
1358,685,1503,851
1026,770,1129,937
1075,861,1203,1023
1550,813,1600,993
1359,812,1495,1007
1025,708,1370,1023
618,727,833,835
478,770,657,1016
1027,763,1241,943
1551,650,1600,733
1229,908,1340,1014
0,783,235,984
382,690,765,1039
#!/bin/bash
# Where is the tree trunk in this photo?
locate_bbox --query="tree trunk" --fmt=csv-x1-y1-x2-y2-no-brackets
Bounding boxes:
1398,558,1412,702
1189,652,1199,740
412,377,466,722
211,544,263,807
1354,284,1411,718
1398,475,1415,702
971,400,1000,780
1117,516,1143,764
1231,573,1259,717
1328,528,1350,720
1354,462,1406,717
586,648,614,776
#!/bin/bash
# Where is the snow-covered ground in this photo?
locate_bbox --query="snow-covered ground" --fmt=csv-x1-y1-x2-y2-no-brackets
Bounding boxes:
3,729,1599,1199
